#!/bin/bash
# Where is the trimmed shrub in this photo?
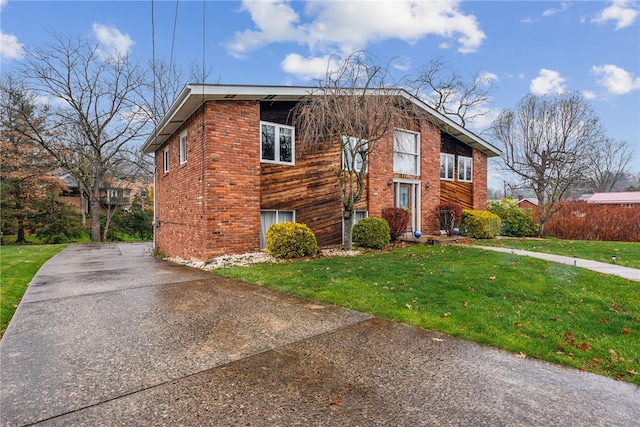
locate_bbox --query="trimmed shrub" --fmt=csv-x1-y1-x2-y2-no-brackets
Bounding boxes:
381,207,410,241
488,198,538,237
352,217,391,249
460,209,501,239
544,201,640,242
266,222,318,258
437,202,462,235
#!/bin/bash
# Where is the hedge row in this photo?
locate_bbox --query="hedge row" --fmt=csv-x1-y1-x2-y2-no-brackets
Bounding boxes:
544,201,640,242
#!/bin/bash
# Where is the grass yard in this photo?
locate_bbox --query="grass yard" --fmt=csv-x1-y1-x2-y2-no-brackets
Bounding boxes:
0,244,67,337
217,244,640,384
471,237,640,269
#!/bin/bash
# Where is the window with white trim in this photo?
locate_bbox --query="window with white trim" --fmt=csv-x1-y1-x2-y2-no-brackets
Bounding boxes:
342,136,366,172
440,153,454,180
261,122,294,165
260,210,295,249
179,130,187,164
458,156,473,182
163,147,170,173
393,129,420,175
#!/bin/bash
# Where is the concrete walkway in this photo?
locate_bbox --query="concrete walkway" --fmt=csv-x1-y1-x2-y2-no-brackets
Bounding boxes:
1,243,638,426
468,245,640,282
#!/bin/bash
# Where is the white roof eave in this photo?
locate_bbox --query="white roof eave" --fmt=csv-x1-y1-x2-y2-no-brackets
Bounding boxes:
142,84,502,158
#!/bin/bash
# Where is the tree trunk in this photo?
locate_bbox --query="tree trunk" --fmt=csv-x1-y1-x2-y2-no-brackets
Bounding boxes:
80,191,87,227
343,210,354,251
102,205,114,242
90,185,101,243
16,214,27,244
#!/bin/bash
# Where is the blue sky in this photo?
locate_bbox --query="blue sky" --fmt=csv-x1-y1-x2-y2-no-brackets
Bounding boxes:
1,0,639,183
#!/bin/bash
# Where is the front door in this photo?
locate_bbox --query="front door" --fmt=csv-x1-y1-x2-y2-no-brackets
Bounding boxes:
394,181,420,233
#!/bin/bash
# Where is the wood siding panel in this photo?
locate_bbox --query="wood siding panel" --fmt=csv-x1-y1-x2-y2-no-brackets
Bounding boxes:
440,180,473,209
261,144,358,246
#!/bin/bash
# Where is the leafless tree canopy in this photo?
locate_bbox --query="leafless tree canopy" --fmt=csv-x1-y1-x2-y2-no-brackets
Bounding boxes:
292,52,421,250
13,32,150,242
409,57,495,128
491,92,603,234
583,138,635,193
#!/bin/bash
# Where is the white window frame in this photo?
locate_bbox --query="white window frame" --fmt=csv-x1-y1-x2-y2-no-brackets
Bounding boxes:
260,210,296,249
393,129,420,175
342,210,368,244
260,121,295,165
458,156,473,182
163,147,170,173
440,153,454,181
179,130,187,165
342,136,367,173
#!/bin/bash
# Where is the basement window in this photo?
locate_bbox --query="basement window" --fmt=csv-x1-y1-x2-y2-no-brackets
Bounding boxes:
260,210,295,249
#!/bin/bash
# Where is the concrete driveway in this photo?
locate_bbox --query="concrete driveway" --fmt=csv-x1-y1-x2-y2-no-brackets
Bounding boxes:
1,243,638,426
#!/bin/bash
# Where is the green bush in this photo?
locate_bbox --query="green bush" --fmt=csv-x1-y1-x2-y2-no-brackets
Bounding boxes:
266,222,318,259
488,198,538,237
30,191,82,244
352,217,390,249
460,209,501,239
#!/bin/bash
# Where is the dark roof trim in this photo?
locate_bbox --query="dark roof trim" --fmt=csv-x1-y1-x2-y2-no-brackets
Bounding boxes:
142,84,501,157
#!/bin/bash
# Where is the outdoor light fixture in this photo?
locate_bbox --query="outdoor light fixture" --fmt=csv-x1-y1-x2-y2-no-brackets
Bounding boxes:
611,255,617,263
387,179,393,187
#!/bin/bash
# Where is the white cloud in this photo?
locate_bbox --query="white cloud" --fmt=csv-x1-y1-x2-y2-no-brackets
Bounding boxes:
592,0,638,29
530,69,567,95
583,90,597,100
280,53,342,81
592,64,640,94
0,0,7,10
0,31,24,61
227,0,486,61
92,23,134,58
478,71,499,86
543,1,570,17
227,1,306,59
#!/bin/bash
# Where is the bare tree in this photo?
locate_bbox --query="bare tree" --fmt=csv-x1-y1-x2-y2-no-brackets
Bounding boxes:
13,32,150,242
409,57,496,128
293,52,417,250
491,92,603,235
583,137,635,193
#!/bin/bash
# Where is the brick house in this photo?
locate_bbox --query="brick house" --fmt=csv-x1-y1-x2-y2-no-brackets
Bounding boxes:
142,84,501,261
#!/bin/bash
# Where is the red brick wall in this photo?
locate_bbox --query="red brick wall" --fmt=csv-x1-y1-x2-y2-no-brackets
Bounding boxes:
419,121,443,234
366,120,443,235
154,101,261,261
367,132,394,218
472,148,488,210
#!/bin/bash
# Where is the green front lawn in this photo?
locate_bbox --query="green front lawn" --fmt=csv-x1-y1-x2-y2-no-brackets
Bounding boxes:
0,244,67,337
471,237,640,269
217,244,640,384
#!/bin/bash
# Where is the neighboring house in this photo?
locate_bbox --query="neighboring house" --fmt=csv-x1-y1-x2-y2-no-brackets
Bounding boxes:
587,191,640,208
142,84,501,261
59,172,153,215
515,196,540,221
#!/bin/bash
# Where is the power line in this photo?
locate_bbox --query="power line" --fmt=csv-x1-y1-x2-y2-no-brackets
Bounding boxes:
169,0,179,73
